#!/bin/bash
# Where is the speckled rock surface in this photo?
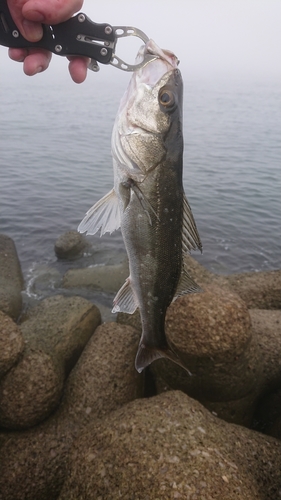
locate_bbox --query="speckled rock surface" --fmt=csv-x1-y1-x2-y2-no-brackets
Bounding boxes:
182,255,281,310
0,234,24,321
54,230,88,259
160,285,259,398
0,295,101,430
249,309,281,391
58,391,281,500
59,322,143,424
0,311,24,378
224,269,281,309
62,260,129,293
0,350,63,429
0,323,143,500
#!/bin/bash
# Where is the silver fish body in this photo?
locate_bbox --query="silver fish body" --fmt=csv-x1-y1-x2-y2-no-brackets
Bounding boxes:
78,40,202,373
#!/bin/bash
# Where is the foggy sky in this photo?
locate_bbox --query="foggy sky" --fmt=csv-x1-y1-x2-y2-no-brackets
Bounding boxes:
0,0,280,81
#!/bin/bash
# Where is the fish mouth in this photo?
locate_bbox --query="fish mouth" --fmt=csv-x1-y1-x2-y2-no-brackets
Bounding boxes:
135,39,179,87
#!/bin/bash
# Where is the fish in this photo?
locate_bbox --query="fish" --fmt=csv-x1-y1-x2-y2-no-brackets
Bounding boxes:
78,39,202,373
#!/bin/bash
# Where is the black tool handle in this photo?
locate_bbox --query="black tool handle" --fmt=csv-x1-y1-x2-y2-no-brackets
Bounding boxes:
0,0,115,64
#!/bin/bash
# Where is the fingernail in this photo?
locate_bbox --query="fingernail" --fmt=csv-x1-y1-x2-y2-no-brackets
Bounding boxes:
22,19,43,42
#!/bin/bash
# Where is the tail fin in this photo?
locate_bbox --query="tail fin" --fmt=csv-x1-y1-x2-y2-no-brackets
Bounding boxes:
135,343,191,375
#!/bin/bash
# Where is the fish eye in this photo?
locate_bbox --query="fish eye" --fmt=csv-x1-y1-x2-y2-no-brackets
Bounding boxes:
159,89,176,108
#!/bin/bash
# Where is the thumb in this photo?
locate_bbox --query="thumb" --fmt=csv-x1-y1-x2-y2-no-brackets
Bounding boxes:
22,0,83,25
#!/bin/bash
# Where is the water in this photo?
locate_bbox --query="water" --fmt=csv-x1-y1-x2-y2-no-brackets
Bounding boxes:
0,70,280,308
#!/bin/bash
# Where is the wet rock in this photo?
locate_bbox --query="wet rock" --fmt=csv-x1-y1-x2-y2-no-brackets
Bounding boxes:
0,295,101,430
0,311,24,378
58,391,281,500
152,285,262,425
62,259,129,293
0,323,143,500
54,230,88,259
0,234,24,320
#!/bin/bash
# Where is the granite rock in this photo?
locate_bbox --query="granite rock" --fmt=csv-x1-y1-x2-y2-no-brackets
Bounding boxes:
0,323,143,500
0,311,24,378
0,234,24,321
62,259,129,293
54,230,88,259
0,295,101,429
59,391,281,500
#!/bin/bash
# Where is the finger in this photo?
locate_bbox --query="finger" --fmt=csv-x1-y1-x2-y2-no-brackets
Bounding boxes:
8,47,28,62
7,0,43,42
22,0,83,24
68,57,89,84
23,49,52,75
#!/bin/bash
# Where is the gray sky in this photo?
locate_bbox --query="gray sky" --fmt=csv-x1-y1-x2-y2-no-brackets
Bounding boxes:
1,0,280,80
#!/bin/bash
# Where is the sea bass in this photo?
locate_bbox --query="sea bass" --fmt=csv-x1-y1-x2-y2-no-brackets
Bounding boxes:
78,40,202,373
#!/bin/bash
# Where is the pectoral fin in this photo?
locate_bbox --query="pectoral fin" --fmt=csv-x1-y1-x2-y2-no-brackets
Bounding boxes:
123,179,159,225
78,188,121,236
182,194,202,253
112,277,139,314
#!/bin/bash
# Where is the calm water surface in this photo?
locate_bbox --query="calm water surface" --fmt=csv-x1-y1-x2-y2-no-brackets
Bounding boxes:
0,70,280,307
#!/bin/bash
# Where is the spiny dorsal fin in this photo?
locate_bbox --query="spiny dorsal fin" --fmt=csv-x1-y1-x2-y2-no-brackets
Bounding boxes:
182,194,202,253
112,277,138,314
78,188,120,236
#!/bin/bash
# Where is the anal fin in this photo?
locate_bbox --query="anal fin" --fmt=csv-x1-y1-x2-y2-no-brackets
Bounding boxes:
112,277,138,314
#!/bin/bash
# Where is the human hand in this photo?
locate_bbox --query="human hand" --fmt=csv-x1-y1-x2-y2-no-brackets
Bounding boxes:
7,0,89,83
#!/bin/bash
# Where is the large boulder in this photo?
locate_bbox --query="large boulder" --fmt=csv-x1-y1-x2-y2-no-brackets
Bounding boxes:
0,234,24,320
0,323,143,500
0,310,24,378
118,285,263,426
156,285,262,426
0,295,101,429
59,391,281,500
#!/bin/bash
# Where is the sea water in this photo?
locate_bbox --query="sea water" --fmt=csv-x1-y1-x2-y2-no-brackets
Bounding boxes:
0,68,280,306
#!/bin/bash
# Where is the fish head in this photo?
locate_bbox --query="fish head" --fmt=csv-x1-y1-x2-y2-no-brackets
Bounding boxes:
112,40,183,180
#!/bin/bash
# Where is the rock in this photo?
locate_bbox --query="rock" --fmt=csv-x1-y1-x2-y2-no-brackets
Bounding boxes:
224,269,281,309
253,389,281,440
0,350,63,430
0,234,24,320
0,295,101,429
54,230,88,259
184,255,281,310
0,311,24,378
0,323,143,500
249,309,281,391
58,391,281,500
58,322,143,425
152,285,262,426
62,259,129,293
